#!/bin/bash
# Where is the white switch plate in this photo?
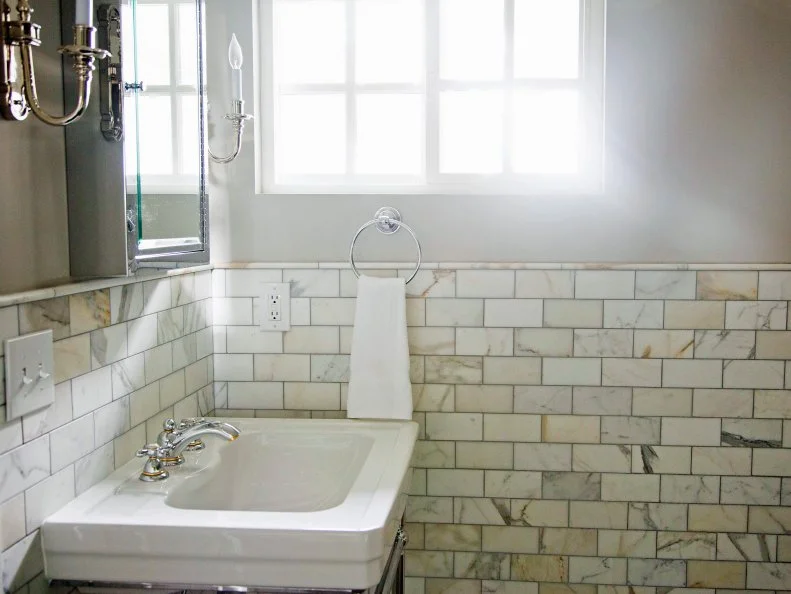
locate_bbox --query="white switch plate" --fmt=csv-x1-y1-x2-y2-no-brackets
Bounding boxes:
260,282,291,332
5,330,55,421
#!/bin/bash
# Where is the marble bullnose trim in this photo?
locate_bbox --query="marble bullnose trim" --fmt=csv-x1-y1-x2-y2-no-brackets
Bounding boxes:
213,262,791,272
0,265,212,309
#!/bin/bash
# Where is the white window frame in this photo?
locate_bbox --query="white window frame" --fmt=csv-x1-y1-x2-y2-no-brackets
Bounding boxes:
126,0,201,195
258,0,606,195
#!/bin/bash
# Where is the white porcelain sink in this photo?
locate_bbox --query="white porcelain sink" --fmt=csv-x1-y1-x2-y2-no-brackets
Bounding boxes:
41,418,418,590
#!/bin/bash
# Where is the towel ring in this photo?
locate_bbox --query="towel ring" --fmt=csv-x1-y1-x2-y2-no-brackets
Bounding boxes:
349,207,422,284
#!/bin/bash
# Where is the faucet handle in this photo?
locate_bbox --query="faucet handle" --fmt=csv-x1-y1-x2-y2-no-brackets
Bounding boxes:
178,417,206,429
136,443,160,458
136,444,169,482
163,418,177,432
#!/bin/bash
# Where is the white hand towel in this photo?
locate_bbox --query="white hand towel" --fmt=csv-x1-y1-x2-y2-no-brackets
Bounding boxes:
347,275,413,420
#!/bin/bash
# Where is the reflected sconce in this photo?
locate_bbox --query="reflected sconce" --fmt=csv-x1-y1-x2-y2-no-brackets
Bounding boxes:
208,34,253,164
1,0,110,125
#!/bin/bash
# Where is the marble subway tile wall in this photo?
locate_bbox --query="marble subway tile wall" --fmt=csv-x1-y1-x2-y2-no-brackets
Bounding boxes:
0,270,214,592
213,265,791,594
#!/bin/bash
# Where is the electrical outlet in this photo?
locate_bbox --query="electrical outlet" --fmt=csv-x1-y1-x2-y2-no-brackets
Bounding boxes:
5,330,55,421
261,282,290,331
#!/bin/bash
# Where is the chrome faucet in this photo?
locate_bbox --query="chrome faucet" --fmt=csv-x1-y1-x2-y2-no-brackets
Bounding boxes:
136,418,241,481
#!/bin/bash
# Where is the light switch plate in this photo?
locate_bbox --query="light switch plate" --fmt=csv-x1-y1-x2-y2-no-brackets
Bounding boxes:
5,329,55,421
260,282,291,332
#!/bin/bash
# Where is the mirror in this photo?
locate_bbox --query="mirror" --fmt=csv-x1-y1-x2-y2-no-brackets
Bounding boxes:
63,0,208,279
123,0,205,255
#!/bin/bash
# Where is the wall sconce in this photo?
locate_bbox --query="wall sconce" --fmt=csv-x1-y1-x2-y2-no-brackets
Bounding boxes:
1,0,110,126
209,34,253,164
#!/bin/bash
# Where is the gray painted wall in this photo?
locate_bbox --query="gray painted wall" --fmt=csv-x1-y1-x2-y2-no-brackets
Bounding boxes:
0,2,70,294
206,0,791,265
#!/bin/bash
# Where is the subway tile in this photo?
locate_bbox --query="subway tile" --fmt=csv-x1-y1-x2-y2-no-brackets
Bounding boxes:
484,414,541,442
660,476,720,504
22,381,73,442
758,271,791,300
631,445,691,475
127,314,157,356
573,445,632,473
70,290,111,334
545,300,603,329
485,300,542,328
688,505,747,532
19,297,69,340
110,284,144,323
539,528,597,556
49,413,93,473
482,526,539,554
290,298,310,325
408,327,456,356
749,506,791,534
456,386,513,413
543,358,601,386
284,269,339,297
226,326,283,354
720,476,781,506
601,474,660,502
427,299,484,327
156,307,184,344
516,271,574,299
402,270,456,298
515,329,573,358
753,449,791,476
510,555,568,582
601,416,661,445
483,357,540,385
573,387,632,415
0,494,25,550
691,447,751,475
406,496,454,524
723,360,784,389
515,444,572,472
170,273,195,306
726,301,787,330
567,557,626,585
143,343,173,384
574,330,633,358
428,469,484,497
311,354,350,382
662,360,722,389
413,385,455,412
542,472,601,501
457,329,514,357
183,300,208,333
627,559,686,587
413,442,455,469
634,330,694,359
754,390,791,419
687,560,746,589
54,334,91,383
746,562,791,590
284,382,338,410
213,297,253,325
543,415,600,443
89,324,128,369
455,498,511,525
426,413,482,441
405,551,454,578
723,418,782,449
457,270,515,298
575,271,635,299
511,500,569,528
456,442,514,470
656,532,715,560
225,269,282,297
130,383,160,427
93,396,130,446
628,503,687,531
693,330,755,360
664,301,725,330
636,272,696,300
24,465,74,532
755,331,791,359
662,418,720,446
632,388,692,417
214,354,254,381
570,502,628,529
484,471,542,499
72,366,112,417
693,389,753,418
427,356,484,384
603,301,663,329
697,272,757,301
514,386,572,414
424,524,481,552
310,298,356,326
602,359,661,387
283,326,339,354
599,530,656,558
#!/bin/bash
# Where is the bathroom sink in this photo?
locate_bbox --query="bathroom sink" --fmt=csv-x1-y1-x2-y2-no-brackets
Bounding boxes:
41,418,418,590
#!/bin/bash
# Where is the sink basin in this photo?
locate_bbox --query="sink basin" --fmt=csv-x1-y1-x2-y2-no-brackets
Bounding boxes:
41,418,418,590
167,430,375,512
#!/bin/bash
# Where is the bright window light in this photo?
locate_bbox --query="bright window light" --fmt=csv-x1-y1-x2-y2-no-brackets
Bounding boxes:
264,0,605,193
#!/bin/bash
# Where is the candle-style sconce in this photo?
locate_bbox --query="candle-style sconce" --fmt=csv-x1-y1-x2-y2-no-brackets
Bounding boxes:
208,34,253,164
1,0,110,125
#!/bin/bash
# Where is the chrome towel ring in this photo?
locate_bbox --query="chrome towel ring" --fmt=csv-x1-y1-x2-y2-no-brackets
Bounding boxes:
349,207,422,284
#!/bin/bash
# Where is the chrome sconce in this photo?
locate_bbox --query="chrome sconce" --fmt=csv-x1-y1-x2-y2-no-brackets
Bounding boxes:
1,0,110,126
208,34,253,164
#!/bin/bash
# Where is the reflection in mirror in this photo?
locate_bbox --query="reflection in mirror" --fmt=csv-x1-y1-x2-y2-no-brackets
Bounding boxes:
123,0,203,250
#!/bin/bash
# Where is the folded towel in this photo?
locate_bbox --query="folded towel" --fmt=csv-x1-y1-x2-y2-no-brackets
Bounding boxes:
347,275,412,420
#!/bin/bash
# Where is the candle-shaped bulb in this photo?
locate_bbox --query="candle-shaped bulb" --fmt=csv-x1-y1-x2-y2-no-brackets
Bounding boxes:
229,34,243,101
75,0,93,26
228,34,243,70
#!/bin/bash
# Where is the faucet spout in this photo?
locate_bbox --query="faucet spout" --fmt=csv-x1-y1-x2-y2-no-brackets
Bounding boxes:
167,425,238,457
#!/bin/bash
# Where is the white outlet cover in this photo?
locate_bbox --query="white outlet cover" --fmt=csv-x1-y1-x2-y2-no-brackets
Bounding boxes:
261,282,291,332
5,329,55,421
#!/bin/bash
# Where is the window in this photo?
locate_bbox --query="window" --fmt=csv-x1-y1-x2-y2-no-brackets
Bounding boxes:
260,0,605,194
125,0,201,193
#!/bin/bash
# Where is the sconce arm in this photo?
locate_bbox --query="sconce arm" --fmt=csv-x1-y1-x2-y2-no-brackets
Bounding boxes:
208,99,253,164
